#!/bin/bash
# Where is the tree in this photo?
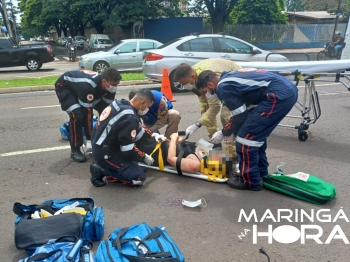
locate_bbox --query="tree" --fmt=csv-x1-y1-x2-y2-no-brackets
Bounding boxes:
200,0,238,33
286,0,305,11
231,0,288,24
301,0,337,11
110,0,184,37
328,0,350,22
1,0,16,40
186,0,209,17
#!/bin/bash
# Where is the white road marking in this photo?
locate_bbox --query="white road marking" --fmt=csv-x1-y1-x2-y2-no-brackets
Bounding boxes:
63,56,80,60
1,146,70,157
54,58,59,61
315,83,342,86
21,105,60,109
319,91,350,96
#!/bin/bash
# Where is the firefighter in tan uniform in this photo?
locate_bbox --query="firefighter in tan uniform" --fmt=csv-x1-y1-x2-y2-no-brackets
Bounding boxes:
174,58,241,174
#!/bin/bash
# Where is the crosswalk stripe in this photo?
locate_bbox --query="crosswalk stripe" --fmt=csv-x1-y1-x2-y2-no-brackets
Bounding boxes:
62,56,80,60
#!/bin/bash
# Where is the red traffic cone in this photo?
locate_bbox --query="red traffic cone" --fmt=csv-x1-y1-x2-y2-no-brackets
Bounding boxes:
160,68,176,102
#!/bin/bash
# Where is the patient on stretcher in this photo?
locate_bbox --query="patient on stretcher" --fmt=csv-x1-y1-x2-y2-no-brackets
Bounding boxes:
138,133,234,177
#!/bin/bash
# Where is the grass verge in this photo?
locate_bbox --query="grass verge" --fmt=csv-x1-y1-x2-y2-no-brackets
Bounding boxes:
0,72,146,88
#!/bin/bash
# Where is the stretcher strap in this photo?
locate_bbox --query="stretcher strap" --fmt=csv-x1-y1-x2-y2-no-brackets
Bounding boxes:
149,142,164,171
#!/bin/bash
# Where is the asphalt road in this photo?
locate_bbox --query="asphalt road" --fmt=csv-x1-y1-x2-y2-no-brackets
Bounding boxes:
1,80,350,261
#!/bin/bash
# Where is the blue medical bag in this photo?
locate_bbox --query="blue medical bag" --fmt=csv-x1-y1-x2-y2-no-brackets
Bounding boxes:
59,117,98,141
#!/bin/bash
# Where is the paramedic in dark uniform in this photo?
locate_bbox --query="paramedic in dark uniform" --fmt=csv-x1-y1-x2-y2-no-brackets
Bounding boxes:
90,89,167,187
129,89,181,139
55,68,122,163
196,68,298,191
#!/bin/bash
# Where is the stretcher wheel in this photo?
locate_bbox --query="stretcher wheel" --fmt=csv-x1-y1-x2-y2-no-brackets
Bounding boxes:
298,133,308,142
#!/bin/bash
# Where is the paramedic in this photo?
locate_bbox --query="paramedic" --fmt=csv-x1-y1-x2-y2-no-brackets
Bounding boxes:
196,68,298,191
129,89,181,139
174,58,242,174
55,68,121,163
90,89,167,187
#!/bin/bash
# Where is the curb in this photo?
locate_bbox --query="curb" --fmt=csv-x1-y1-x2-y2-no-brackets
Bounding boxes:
0,80,159,94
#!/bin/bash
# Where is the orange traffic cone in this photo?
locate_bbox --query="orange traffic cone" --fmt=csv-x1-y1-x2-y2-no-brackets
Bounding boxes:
161,68,176,102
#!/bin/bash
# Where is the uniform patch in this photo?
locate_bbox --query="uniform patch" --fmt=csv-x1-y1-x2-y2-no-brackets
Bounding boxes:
80,69,98,75
131,129,137,139
158,103,167,117
87,94,94,101
100,106,111,121
237,68,257,72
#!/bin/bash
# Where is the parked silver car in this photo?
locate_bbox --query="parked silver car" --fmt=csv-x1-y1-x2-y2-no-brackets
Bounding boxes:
142,33,288,92
79,39,163,72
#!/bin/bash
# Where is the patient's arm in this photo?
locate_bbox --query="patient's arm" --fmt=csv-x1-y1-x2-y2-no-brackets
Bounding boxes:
167,134,200,174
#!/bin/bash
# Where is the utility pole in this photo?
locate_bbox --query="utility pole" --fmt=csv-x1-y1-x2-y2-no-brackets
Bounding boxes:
333,0,343,37
0,0,15,40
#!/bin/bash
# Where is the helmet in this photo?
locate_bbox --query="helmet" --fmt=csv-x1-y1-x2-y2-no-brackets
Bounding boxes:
68,36,72,39
336,31,341,35
199,147,234,178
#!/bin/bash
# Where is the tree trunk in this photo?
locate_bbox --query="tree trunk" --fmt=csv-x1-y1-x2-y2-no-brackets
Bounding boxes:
54,21,61,37
0,0,16,42
120,23,133,38
211,16,225,33
61,26,68,37
79,23,85,36
92,21,104,34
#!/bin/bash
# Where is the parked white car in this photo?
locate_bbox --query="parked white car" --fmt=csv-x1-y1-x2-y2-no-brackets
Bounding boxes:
73,36,87,50
79,38,163,72
58,37,68,46
142,33,288,92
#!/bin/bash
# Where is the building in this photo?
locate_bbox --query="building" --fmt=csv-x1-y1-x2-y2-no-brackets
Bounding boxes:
163,0,187,11
285,11,337,24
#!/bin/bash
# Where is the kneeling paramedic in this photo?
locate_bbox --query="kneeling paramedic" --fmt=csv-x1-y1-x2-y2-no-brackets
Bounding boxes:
196,69,298,191
55,68,121,163
90,89,167,187
129,89,181,139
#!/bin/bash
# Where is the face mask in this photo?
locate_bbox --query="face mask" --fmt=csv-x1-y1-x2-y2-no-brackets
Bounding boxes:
138,107,149,116
205,92,218,100
207,86,216,95
106,84,118,93
182,83,194,90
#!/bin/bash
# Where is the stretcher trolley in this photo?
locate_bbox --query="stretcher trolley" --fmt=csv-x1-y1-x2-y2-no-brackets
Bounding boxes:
236,60,350,141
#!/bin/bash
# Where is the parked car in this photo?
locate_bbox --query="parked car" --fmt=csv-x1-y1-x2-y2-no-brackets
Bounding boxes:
73,36,86,50
0,37,55,71
45,37,55,44
58,37,68,46
142,33,288,92
85,34,114,53
79,38,163,72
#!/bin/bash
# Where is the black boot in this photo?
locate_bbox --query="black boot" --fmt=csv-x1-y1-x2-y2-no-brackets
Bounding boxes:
71,146,87,163
90,163,106,187
227,177,262,191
